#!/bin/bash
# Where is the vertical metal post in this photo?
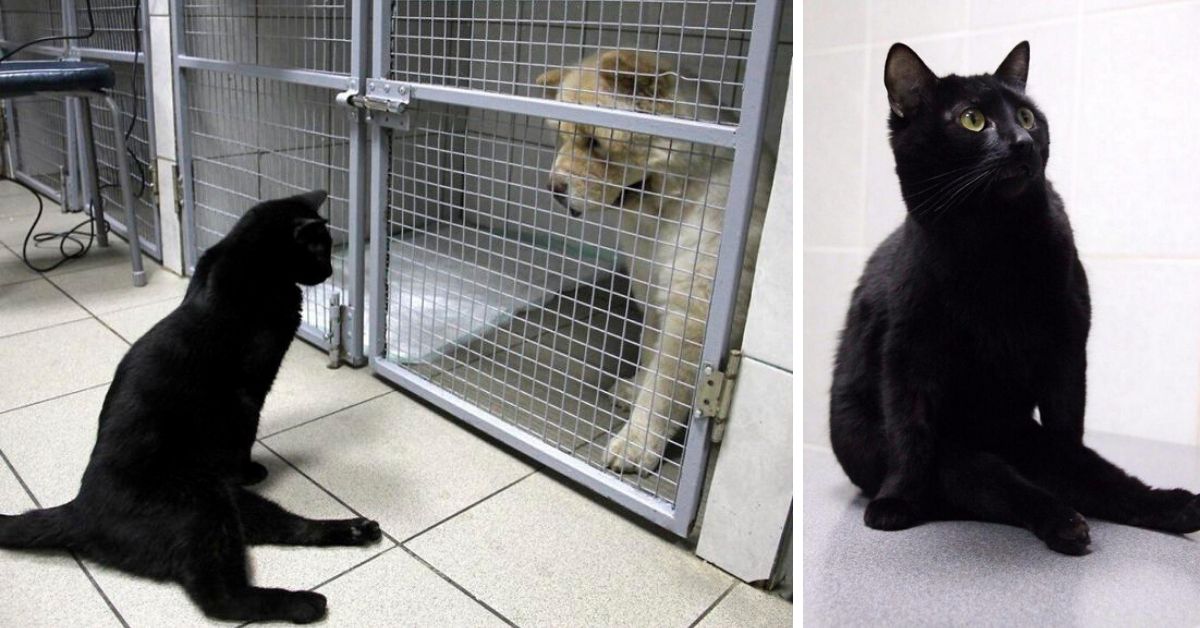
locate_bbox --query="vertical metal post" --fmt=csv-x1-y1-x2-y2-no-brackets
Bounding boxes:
137,0,161,245
78,100,109,247
170,0,198,272
342,0,372,366
366,0,391,363
105,94,148,286
64,97,80,211
670,0,785,537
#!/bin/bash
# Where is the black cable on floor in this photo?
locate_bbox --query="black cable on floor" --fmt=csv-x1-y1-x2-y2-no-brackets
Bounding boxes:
3,175,97,273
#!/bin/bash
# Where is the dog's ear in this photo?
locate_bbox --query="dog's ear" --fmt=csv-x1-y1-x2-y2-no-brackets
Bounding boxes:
597,50,675,101
535,68,562,98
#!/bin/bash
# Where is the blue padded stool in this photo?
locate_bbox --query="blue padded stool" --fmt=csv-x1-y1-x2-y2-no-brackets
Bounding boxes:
0,60,146,286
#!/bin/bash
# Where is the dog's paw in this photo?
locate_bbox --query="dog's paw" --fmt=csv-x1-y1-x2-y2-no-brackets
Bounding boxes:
1038,512,1091,556
283,590,327,624
863,497,921,531
610,380,638,414
605,428,664,475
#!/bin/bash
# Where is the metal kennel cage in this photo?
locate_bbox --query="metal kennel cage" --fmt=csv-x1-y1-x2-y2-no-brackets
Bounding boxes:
174,0,784,536
0,0,163,260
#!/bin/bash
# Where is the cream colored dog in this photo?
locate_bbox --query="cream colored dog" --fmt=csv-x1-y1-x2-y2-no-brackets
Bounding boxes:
536,50,772,474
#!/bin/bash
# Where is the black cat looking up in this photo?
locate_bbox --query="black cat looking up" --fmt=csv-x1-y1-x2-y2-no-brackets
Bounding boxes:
0,190,381,622
830,42,1200,555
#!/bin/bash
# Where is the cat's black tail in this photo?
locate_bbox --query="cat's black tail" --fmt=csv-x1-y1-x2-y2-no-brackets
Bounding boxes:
0,504,74,550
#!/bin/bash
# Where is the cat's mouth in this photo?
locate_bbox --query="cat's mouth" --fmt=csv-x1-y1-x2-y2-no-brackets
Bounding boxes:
996,163,1034,181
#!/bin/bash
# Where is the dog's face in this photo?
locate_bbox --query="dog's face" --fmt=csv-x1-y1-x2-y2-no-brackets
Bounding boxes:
536,50,677,217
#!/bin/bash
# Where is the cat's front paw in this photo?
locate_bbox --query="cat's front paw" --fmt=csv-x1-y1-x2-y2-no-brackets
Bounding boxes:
282,590,327,624
863,497,921,531
322,518,383,546
605,426,665,475
1038,512,1091,556
1143,492,1200,534
233,461,269,486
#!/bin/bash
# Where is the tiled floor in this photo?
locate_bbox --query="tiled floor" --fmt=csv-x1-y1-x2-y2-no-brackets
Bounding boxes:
806,436,1200,626
0,184,792,627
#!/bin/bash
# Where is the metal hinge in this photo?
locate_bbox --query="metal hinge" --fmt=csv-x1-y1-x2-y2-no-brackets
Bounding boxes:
147,160,159,205
172,163,184,216
698,350,743,444
336,78,411,129
326,292,344,369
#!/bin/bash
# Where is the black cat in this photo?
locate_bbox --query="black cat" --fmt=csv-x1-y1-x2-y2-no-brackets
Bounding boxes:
0,190,381,622
830,42,1200,555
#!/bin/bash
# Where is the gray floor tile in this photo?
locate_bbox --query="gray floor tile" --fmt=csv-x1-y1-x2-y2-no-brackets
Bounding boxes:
696,584,792,628
308,548,507,627
262,392,534,540
0,458,122,627
259,343,393,437
0,198,135,279
805,440,1200,626
0,245,39,286
97,295,183,343
405,473,733,628
0,319,126,414
0,386,106,507
0,278,91,338
49,261,187,315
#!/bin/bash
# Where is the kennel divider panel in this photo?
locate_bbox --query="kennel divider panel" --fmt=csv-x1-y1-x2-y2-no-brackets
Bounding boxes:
173,0,367,364
365,0,780,536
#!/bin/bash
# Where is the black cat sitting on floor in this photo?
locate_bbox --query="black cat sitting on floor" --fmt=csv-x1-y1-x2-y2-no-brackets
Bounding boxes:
0,190,381,622
830,42,1200,555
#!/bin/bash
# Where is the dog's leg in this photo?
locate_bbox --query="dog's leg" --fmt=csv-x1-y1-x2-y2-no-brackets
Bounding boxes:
607,284,707,474
236,489,382,547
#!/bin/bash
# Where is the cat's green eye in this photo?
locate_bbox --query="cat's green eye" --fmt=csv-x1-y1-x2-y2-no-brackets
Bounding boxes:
959,108,986,132
1017,107,1036,130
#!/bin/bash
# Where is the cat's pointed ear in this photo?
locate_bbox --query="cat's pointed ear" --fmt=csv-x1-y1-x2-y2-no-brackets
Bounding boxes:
884,43,938,118
294,189,328,212
995,41,1030,91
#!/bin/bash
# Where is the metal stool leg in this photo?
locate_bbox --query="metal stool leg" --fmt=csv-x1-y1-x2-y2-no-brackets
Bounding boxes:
77,98,109,248
102,94,146,287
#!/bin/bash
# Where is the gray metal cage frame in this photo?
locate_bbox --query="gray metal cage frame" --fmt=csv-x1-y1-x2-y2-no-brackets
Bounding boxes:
173,0,782,536
0,0,163,261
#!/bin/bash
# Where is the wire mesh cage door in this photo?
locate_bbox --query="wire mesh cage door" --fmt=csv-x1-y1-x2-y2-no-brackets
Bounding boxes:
0,0,161,259
0,2,71,201
71,0,163,260
364,0,784,536
172,0,369,365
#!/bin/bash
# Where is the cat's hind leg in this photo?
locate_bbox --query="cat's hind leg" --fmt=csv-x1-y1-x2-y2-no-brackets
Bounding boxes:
936,446,1091,555
236,489,383,547
1008,433,1200,534
160,487,329,623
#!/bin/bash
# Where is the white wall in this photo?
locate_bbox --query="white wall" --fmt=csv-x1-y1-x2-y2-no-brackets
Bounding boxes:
804,0,1200,447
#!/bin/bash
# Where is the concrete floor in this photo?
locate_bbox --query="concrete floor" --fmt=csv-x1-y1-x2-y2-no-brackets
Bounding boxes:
805,433,1200,627
0,182,792,627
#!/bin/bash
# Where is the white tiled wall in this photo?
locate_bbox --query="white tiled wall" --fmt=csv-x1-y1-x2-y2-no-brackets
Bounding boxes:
804,0,1200,447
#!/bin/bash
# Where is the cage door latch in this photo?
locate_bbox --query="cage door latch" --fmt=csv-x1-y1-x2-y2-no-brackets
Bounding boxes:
326,292,344,369
697,350,743,444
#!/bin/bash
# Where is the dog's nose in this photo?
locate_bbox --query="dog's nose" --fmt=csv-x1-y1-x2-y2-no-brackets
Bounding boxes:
548,180,568,196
